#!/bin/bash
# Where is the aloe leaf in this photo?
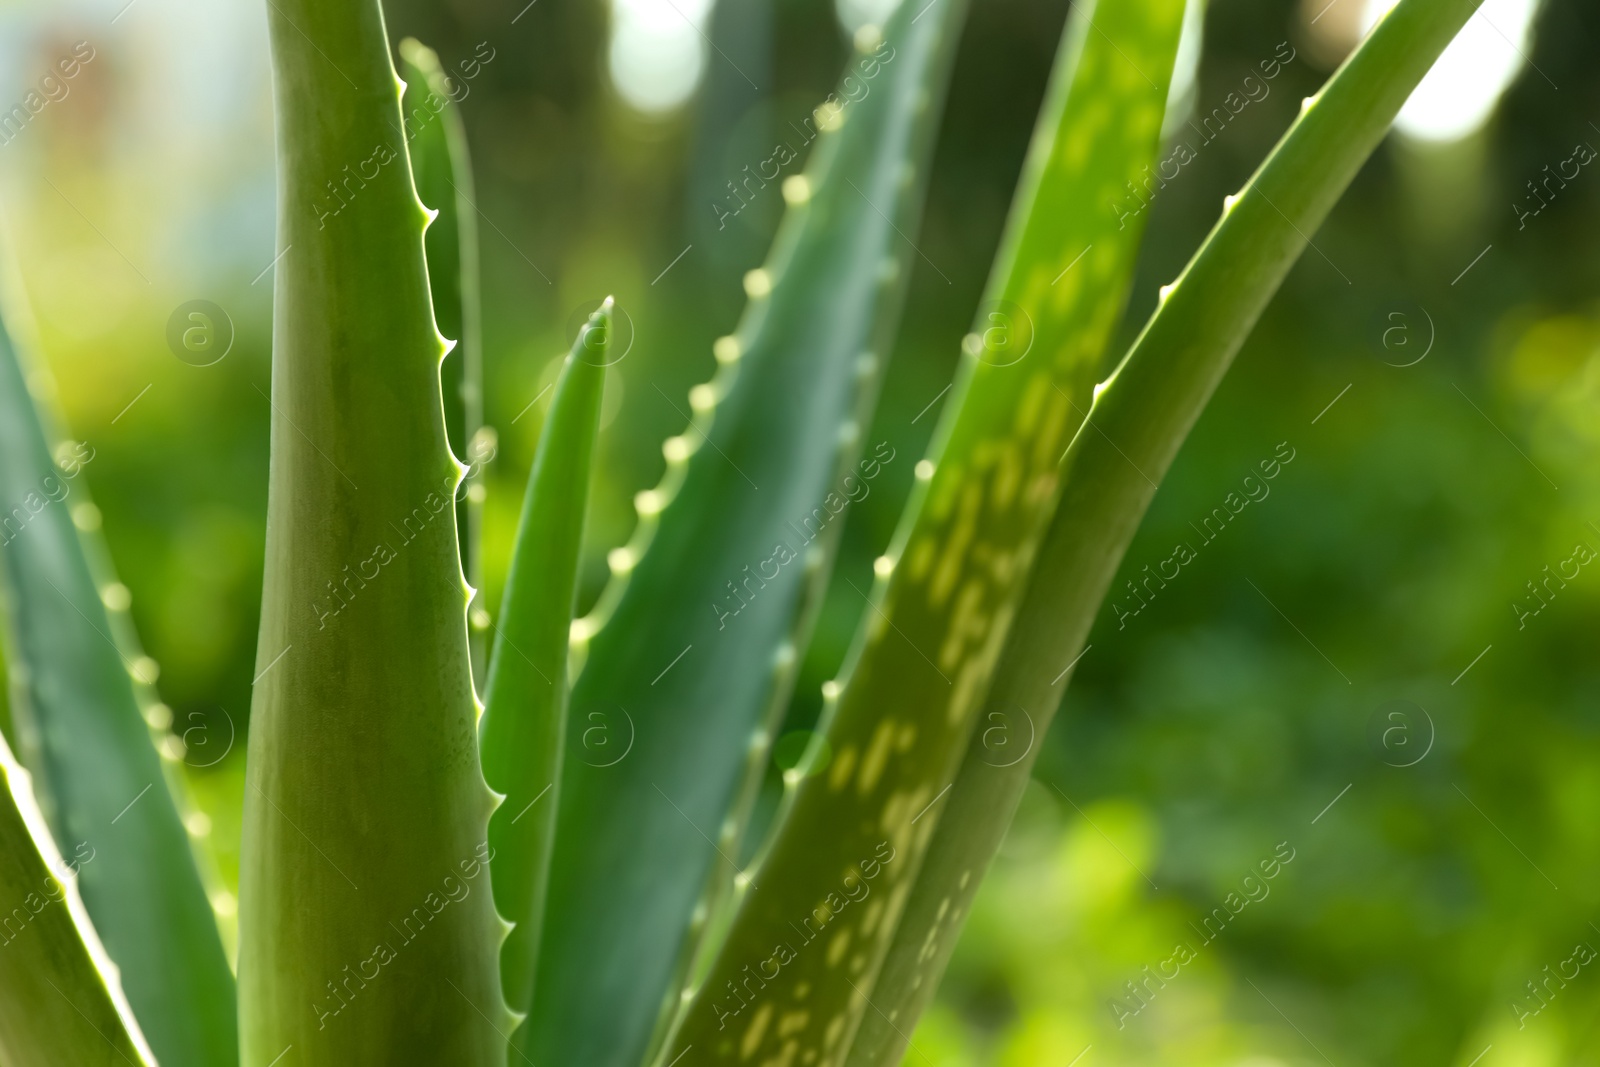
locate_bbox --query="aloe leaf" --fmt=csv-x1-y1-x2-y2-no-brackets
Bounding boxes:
525,4,972,1065
0,243,236,1063
239,0,509,1062
851,0,1485,1062
399,38,490,678
0,735,155,1065
652,0,1188,1060
480,303,608,1045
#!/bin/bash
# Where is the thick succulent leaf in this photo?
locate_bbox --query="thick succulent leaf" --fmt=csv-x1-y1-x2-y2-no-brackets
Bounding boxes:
239,0,509,1063
686,0,773,283
480,303,608,1048
527,4,972,1066
0,242,236,1065
653,0,1187,1061
0,734,155,1066
399,38,490,676
852,0,1486,1062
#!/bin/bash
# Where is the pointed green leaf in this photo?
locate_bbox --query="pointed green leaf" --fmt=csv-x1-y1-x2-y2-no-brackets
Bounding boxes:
527,5,972,1066
240,1,509,1063
655,0,1188,1060
399,38,490,678
852,0,1485,1062
0,245,236,1065
480,302,608,1045
0,734,155,1065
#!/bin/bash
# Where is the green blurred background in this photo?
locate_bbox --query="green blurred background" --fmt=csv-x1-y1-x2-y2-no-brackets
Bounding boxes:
1,0,1598,1061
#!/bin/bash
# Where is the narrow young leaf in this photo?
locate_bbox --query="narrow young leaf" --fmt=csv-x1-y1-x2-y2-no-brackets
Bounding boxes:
0,245,237,1065
240,0,509,1063
0,735,155,1066
852,0,1484,1061
399,37,490,678
480,302,608,1050
653,0,1186,1061
525,5,971,1066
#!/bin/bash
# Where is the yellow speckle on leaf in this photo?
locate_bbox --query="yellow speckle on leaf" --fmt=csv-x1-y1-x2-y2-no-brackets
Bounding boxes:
826,930,850,967
742,1003,773,1059
861,897,884,936
857,720,895,794
829,745,857,792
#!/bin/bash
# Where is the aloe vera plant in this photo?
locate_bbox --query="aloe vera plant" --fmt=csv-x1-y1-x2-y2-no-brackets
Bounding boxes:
0,0,1483,1062
527,2,970,1063
0,241,235,1066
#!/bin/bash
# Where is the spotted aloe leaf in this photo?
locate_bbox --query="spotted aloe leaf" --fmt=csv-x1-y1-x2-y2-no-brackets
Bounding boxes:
525,3,971,1065
851,0,1485,1062
238,0,509,1062
652,0,1187,1060
399,37,490,677
0,243,236,1065
479,303,608,1052
0,734,155,1065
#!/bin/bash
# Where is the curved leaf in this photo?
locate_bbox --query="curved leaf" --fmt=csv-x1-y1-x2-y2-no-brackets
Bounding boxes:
853,0,1485,1061
480,302,608,1046
653,0,1188,1061
0,236,236,1066
0,735,155,1066
239,0,509,1062
524,5,974,1067
399,37,490,678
